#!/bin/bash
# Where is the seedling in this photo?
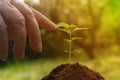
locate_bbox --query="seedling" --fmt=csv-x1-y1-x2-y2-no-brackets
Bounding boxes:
57,22,88,63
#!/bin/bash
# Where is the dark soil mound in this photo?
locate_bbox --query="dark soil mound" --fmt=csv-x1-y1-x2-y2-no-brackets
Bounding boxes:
42,63,105,80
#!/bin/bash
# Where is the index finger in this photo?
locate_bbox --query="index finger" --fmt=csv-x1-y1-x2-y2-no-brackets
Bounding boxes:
30,7,57,30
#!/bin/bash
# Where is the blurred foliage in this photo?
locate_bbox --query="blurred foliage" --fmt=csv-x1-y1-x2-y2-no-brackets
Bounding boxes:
23,0,120,59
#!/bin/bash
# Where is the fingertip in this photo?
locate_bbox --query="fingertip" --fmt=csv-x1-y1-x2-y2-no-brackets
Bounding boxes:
1,58,7,61
0,52,8,61
54,24,59,29
13,46,25,60
31,42,43,53
13,49,25,60
46,22,57,31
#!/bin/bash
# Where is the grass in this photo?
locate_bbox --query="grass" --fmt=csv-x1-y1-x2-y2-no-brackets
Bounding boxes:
0,55,120,80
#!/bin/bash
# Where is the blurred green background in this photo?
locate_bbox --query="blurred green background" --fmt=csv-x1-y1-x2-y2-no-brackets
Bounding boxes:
0,0,120,80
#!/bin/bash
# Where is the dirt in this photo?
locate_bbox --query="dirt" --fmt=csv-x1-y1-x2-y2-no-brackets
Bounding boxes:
42,63,105,80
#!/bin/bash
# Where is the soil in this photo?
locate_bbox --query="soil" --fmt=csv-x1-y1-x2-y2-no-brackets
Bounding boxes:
42,63,105,80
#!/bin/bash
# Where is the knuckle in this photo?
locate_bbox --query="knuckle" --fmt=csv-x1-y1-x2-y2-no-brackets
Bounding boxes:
0,25,7,30
11,16,25,30
26,9,34,17
16,15,25,27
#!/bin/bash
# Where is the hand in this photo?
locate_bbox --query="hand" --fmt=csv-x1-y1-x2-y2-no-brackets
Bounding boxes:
0,0,56,61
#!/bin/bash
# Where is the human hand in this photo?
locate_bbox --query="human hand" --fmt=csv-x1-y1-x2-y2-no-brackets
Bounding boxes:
0,0,56,61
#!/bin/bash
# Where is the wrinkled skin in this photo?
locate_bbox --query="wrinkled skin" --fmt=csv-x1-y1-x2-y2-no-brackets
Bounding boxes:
0,0,56,61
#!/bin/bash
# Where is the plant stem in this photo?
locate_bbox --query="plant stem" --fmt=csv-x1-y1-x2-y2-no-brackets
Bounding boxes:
68,32,72,63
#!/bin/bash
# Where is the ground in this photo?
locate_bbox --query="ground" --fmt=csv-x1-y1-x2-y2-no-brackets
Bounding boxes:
0,56,120,80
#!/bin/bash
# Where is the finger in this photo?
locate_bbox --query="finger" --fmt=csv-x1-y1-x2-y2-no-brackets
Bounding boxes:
1,2,26,60
30,7,57,30
12,23,26,60
0,14,8,61
12,1,42,52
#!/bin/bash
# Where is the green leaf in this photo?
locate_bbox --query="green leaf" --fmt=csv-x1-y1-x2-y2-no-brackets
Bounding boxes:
69,24,76,28
72,37,83,41
72,49,80,55
57,22,69,28
73,28,89,32
64,39,72,43
64,50,69,53
58,28,69,34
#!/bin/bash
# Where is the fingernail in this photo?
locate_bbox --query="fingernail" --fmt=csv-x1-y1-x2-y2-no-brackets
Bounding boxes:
32,42,42,52
14,51,25,60
1,58,7,61
0,53,8,61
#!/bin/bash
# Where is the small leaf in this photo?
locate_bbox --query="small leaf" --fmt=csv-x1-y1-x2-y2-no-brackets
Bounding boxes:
69,24,76,28
72,37,83,41
64,39,72,43
57,22,69,28
73,28,89,32
72,49,80,55
58,28,69,34
64,50,69,53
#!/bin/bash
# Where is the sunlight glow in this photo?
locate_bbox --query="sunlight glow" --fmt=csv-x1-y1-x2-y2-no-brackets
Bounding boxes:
33,0,40,3
18,0,40,3
18,0,24,2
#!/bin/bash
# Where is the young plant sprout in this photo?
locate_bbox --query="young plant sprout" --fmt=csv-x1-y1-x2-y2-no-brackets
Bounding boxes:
57,22,88,63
